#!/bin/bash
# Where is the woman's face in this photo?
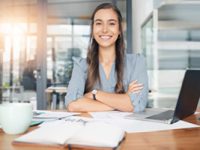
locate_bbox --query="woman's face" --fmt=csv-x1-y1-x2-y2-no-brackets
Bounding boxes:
93,8,120,49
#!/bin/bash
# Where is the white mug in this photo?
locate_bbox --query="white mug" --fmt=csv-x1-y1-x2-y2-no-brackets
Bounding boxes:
0,102,33,134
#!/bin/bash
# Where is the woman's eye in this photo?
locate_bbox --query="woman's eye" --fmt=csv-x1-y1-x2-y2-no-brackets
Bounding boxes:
109,22,116,26
95,22,102,25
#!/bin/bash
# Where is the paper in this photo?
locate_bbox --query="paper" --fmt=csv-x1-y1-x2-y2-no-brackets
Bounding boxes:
33,110,79,119
98,117,199,133
14,116,125,148
89,111,199,133
90,111,132,119
32,110,79,122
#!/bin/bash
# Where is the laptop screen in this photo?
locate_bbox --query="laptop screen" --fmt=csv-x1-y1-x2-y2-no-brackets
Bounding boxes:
174,70,200,120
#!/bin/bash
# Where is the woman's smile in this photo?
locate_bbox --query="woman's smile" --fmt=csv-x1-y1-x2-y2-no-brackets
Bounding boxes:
99,35,112,40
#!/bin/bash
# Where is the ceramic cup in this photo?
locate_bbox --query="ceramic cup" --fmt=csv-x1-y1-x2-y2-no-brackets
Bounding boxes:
0,102,33,134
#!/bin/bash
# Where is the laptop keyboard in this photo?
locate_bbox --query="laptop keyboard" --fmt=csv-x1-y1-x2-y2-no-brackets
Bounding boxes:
146,110,174,121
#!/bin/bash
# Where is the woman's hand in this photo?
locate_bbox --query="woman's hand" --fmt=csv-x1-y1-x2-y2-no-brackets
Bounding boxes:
127,80,143,94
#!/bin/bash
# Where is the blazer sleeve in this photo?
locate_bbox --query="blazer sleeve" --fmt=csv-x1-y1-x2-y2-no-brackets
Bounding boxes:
127,54,149,112
65,57,87,107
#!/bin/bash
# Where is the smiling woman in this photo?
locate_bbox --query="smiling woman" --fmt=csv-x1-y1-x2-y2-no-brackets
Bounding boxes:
65,3,149,113
0,1,130,110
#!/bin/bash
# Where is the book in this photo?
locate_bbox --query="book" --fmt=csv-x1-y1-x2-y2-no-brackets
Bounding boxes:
13,117,125,149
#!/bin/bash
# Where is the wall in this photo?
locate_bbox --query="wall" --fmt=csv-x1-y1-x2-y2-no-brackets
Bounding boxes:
132,0,153,52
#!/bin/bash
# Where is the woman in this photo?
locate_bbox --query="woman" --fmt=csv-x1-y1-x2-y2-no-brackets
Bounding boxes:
65,3,148,112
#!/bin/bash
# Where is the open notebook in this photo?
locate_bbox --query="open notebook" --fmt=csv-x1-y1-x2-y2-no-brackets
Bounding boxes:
13,117,125,149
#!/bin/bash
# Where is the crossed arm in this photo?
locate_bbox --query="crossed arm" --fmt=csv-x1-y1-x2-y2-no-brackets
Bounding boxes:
67,80,143,112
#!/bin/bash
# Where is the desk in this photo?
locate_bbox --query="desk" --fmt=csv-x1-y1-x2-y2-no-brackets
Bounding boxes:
45,87,67,94
0,110,200,150
45,87,67,110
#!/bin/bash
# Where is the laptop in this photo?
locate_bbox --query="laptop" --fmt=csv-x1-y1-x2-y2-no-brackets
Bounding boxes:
125,69,200,124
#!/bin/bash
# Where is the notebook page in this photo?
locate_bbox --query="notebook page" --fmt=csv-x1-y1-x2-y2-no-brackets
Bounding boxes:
67,121,125,148
14,120,84,146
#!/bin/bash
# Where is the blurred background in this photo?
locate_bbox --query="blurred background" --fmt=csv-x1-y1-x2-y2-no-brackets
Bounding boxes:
0,0,199,110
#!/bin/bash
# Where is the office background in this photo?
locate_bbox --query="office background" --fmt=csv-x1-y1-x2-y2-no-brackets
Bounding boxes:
0,0,199,110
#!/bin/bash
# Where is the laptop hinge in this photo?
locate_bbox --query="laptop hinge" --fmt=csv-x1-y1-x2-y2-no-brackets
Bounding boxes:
170,116,179,124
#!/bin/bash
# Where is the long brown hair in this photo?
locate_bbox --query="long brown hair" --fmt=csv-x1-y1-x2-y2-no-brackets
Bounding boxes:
85,3,125,93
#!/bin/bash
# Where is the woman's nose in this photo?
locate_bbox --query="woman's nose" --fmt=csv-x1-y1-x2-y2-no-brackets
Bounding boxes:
102,24,108,33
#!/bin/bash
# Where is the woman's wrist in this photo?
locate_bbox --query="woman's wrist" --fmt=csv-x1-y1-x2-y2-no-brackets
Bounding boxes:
92,89,98,100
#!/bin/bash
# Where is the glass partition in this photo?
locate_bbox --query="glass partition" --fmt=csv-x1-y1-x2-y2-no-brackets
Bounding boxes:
142,8,200,108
